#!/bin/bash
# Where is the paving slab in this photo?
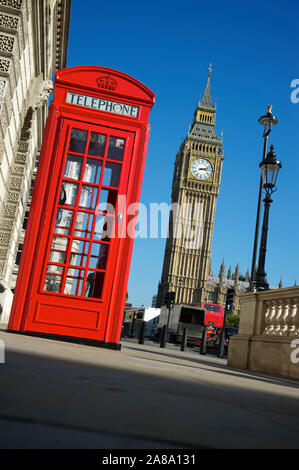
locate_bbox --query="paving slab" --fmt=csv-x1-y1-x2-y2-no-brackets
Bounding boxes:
0,330,299,449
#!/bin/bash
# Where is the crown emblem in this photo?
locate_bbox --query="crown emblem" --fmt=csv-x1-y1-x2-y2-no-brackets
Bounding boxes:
96,75,118,90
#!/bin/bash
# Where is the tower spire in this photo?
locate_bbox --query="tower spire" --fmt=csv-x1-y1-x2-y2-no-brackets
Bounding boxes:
219,258,225,281
234,264,240,287
199,63,215,109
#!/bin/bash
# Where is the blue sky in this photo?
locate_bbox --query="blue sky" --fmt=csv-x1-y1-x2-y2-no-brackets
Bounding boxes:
66,0,299,307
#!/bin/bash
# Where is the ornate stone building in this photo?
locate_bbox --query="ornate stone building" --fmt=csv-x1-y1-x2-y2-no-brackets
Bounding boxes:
206,261,250,315
157,67,225,307
0,0,71,324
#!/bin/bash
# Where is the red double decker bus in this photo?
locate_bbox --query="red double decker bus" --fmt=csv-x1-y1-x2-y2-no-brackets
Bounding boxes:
192,302,224,335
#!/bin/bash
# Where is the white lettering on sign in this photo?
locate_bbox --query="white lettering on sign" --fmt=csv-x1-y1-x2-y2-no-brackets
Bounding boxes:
66,92,139,118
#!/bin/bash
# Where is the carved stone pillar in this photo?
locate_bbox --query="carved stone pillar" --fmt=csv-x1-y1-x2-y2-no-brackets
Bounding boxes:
273,301,282,335
264,300,276,335
288,299,298,337
263,300,272,334
279,299,290,336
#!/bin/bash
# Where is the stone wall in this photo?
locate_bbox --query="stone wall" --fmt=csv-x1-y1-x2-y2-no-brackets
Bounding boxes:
227,287,299,380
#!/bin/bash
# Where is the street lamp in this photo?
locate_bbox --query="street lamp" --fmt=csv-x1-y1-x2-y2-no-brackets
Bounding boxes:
250,106,278,287
254,145,282,291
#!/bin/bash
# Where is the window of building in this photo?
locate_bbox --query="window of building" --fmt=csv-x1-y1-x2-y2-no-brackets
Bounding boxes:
29,178,35,198
15,243,23,266
22,211,29,230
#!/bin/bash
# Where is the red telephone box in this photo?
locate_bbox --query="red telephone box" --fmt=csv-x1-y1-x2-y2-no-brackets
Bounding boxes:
8,66,155,349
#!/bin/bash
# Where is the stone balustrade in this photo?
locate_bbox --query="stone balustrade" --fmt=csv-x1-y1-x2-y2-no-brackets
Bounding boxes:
262,290,299,337
227,286,299,380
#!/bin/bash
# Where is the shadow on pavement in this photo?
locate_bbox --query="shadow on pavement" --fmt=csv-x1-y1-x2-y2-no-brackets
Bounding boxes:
1,334,299,449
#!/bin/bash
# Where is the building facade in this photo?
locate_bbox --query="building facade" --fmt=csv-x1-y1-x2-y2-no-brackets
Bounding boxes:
157,67,224,307
206,261,250,315
0,0,71,324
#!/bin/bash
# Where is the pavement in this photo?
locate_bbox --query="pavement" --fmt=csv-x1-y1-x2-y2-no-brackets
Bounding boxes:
0,329,299,449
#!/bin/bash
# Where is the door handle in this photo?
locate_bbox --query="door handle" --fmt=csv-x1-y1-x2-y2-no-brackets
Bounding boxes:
117,213,123,223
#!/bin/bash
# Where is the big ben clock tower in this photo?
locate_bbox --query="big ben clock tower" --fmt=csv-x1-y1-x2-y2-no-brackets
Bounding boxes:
157,66,224,307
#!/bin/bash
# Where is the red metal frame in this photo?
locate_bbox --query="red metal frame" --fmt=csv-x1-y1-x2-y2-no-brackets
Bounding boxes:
8,66,155,348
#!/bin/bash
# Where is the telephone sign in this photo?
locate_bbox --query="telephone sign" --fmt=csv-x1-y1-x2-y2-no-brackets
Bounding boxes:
66,92,139,117
8,66,155,349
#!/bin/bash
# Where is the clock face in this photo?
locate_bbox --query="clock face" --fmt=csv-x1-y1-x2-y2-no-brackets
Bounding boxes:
191,158,213,180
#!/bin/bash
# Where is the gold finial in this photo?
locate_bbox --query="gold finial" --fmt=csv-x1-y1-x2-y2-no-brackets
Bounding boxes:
267,105,273,114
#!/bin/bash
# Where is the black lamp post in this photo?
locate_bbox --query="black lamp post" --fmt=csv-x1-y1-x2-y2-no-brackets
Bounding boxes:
254,145,282,291
250,106,278,287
